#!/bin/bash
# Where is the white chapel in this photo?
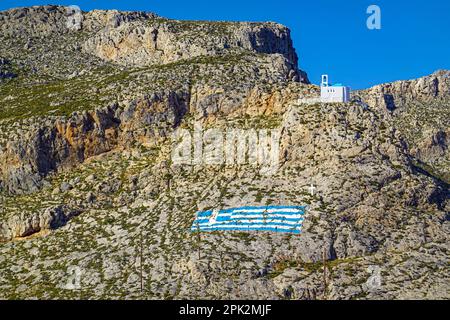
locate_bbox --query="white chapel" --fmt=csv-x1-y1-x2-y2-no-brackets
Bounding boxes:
320,75,351,103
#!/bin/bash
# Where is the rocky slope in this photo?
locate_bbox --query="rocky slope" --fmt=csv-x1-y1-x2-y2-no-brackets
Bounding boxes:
0,6,448,300
355,70,450,182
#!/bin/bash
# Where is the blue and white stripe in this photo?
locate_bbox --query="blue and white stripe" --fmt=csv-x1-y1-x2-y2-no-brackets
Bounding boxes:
190,205,306,234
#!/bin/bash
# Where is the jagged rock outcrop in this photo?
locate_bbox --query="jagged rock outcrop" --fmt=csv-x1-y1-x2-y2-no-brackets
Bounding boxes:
0,5,307,82
0,6,159,36
0,91,189,194
356,70,450,183
82,20,300,70
0,205,80,241
358,70,450,113
411,128,448,164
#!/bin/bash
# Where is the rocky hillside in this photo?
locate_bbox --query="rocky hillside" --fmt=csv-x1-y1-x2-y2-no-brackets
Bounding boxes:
0,6,448,300
356,70,450,183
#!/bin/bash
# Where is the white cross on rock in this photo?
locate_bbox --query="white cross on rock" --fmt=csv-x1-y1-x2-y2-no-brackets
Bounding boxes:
308,184,317,196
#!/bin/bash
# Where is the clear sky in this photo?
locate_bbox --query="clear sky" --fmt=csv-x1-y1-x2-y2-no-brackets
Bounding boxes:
1,0,449,89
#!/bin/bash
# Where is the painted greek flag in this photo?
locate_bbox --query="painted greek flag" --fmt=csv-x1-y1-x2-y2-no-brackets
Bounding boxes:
190,206,306,234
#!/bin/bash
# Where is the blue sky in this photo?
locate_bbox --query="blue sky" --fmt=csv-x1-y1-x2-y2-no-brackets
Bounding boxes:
1,0,449,89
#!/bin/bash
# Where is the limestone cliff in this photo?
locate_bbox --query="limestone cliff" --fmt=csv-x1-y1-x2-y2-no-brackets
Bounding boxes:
0,6,448,300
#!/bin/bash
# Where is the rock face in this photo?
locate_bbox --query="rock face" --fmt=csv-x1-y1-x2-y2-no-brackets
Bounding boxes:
412,128,448,164
356,70,450,182
0,6,448,300
0,205,80,241
0,92,189,194
83,20,300,71
358,70,450,112
0,6,159,36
